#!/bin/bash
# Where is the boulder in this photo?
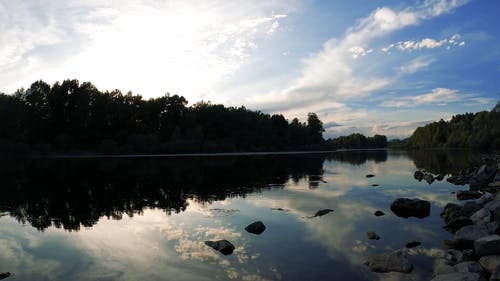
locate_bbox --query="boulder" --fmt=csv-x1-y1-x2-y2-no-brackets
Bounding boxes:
374,210,385,217
244,221,266,235
490,181,500,188
442,203,464,223
414,170,424,181
455,225,490,242
444,217,473,233
447,175,470,185
430,272,485,281
366,174,375,178
485,200,500,212
454,261,484,275
478,255,500,273
474,235,500,257
436,174,445,181
364,250,413,273
391,198,431,218
204,240,235,256
470,164,498,189
424,173,435,184
457,190,483,201
441,202,483,224
470,208,491,225
367,231,380,240
491,266,500,281
0,273,10,280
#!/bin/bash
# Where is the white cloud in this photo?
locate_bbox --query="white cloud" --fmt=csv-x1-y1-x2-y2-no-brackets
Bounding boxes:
399,56,435,74
383,34,466,52
348,46,373,59
379,87,478,108
248,0,470,128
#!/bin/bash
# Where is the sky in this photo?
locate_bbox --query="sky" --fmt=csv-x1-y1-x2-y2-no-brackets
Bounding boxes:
1,0,499,139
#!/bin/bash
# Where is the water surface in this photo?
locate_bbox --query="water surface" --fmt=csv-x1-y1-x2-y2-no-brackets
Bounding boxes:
0,150,484,280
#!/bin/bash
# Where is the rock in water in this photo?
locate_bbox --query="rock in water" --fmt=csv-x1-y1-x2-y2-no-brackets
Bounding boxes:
245,221,266,235
414,171,424,181
390,198,431,218
366,174,375,178
364,250,413,273
311,209,334,218
367,231,380,240
204,240,235,256
436,174,445,181
374,210,385,216
423,173,435,184
405,241,421,248
457,190,483,201
0,273,10,280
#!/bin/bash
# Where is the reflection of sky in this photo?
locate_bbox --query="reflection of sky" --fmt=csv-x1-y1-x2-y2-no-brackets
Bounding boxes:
0,152,464,280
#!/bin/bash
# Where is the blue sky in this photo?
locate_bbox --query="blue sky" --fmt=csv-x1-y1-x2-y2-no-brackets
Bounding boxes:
1,0,499,138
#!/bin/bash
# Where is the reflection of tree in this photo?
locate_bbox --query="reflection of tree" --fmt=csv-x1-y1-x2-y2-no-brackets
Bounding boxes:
405,149,483,175
0,155,327,231
325,150,388,165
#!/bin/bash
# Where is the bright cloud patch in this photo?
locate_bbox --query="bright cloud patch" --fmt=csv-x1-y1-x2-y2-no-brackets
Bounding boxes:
399,57,435,74
0,0,293,100
383,34,465,52
380,88,478,107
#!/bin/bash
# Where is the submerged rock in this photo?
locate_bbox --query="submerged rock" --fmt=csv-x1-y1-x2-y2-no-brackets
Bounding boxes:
374,210,385,217
367,231,380,240
204,240,235,256
245,221,266,235
390,198,431,218
364,250,413,273
405,241,421,248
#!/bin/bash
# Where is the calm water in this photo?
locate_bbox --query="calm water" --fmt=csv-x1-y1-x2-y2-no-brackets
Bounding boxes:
0,150,485,281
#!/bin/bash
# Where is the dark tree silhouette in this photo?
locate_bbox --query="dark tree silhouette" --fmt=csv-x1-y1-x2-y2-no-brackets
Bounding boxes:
0,79,332,154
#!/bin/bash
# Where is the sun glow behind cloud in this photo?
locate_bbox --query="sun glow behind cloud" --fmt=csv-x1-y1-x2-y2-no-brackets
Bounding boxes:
0,0,293,101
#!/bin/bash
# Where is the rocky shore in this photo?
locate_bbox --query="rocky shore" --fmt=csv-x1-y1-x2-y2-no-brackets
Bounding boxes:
364,154,500,280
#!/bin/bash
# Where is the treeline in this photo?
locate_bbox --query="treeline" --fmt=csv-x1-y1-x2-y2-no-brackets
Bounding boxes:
325,133,387,149
407,103,500,150
0,79,327,154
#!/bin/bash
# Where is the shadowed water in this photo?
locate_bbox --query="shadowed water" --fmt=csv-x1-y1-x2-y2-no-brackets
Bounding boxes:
0,150,485,280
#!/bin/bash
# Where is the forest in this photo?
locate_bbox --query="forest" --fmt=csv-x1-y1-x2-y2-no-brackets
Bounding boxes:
406,102,500,150
0,79,329,154
325,133,387,149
